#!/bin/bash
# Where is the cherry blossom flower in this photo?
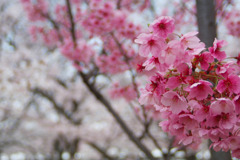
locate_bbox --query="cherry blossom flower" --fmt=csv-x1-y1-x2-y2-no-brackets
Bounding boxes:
158,40,180,66
216,74,240,95
232,149,240,158
139,88,154,105
180,31,203,50
233,95,240,114
188,80,213,100
149,16,175,38
134,33,166,57
209,38,227,61
210,98,235,115
219,112,237,129
176,63,192,76
216,61,240,78
194,105,210,122
195,52,214,70
143,56,160,70
207,111,237,130
161,91,188,114
178,113,198,130
166,76,184,90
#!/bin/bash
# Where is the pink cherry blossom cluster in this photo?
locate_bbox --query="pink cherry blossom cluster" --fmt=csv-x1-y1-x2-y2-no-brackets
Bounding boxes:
82,0,142,40
225,9,240,37
96,51,129,74
22,0,144,75
29,26,59,46
109,82,137,102
118,0,151,11
61,39,95,65
136,16,240,158
82,1,118,35
21,0,48,22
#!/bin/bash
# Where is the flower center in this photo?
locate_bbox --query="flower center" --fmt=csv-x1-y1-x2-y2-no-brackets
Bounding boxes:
199,56,204,62
203,106,209,113
197,84,205,91
159,23,166,30
150,81,158,91
172,95,179,103
224,80,232,87
222,113,229,120
148,39,155,46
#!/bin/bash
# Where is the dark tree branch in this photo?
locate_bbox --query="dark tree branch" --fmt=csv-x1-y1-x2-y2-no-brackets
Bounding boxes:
79,72,156,160
163,137,175,160
11,99,32,128
85,140,116,160
41,13,63,42
65,0,76,45
147,130,162,152
0,140,37,154
110,33,139,96
54,78,68,89
110,33,149,124
31,88,82,125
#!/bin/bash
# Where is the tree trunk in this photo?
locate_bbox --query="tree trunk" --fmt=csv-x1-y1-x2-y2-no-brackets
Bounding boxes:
196,0,216,48
210,148,232,160
196,0,232,160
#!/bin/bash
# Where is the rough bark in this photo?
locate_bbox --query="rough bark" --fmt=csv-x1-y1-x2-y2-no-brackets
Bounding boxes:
196,0,231,160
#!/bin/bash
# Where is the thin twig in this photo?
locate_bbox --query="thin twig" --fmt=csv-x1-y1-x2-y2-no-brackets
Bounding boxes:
31,88,82,125
85,140,116,160
148,131,163,152
111,32,150,134
41,13,63,42
65,0,76,45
